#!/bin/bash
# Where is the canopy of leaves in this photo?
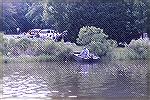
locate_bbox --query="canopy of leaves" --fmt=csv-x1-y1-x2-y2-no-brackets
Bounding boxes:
2,0,150,44
77,26,117,57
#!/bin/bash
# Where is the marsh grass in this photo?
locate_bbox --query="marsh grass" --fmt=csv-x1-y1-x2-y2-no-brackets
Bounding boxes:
3,55,58,63
0,52,2,64
111,47,129,60
111,46,150,60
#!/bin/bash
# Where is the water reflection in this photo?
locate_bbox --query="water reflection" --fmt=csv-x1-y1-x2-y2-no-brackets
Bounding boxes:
3,73,51,98
2,60,149,99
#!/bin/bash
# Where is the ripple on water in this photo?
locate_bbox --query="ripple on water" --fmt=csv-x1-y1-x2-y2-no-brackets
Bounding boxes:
3,77,11,81
19,75,29,79
10,74,20,78
3,87,11,90
18,85,27,90
21,94,43,98
23,80,34,85
17,79,26,83
2,61,148,98
3,89,18,95
51,91,59,93
3,94,11,98
13,72,20,75
26,84,38,87
38,91,51,95
25,90,36,94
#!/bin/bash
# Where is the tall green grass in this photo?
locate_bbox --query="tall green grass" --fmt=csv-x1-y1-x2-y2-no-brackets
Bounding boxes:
0,52,3,63
111,48,129,60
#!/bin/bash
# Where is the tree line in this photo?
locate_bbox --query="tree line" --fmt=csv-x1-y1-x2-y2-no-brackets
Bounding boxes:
1,0,150,44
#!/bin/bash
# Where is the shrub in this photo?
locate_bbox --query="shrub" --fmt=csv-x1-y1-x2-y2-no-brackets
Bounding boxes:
54,40,73,61
0,33,9,56
2,36,73,62
33,39,73,61
77,26,117,57
127,39,149,59
111,48,129,60
16,38,32,51
0,52,3,63
37,54,57,62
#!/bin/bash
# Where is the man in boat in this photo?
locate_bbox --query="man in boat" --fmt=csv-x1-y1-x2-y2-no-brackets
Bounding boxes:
79,47,90,58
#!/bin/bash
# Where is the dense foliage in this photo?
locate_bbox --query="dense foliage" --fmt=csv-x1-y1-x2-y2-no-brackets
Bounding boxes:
127,38,150,59
1,0,150,44
0,32,8,55
77,26,117,57
1,36,73,61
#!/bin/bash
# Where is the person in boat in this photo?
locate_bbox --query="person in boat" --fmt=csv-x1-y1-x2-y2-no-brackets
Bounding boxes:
79,47,90,58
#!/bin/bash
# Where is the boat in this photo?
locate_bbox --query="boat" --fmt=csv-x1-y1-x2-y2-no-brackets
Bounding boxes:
73,52,100,63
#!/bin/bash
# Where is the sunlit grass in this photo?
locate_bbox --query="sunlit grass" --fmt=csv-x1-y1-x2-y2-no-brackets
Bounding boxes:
112,43,150,60
0,52,3,64
112,47,129,60
64,42,83,52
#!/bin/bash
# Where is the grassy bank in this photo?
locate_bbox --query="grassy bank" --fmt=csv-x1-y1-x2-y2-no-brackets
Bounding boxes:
111,46,150,60
1,52,147,64
3,55,74,64
0,53,2,64
111,47,129,60
3,46,150,64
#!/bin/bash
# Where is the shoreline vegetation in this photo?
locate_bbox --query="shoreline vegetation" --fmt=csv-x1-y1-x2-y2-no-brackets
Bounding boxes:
1,26,150,64
2,44,150,64
2,48,150,64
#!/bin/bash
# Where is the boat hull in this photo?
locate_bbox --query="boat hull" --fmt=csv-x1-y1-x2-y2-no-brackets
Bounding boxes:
73,54,100,63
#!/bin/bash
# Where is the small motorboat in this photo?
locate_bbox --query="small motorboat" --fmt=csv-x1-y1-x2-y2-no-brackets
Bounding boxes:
73,52,100,63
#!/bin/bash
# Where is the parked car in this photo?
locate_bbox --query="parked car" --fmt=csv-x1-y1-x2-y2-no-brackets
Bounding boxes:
39,29,57,39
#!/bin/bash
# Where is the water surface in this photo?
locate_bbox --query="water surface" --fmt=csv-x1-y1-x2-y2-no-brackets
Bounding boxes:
2,60,149,100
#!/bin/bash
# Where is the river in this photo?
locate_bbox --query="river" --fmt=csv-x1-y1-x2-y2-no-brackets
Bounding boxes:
1,60,149,100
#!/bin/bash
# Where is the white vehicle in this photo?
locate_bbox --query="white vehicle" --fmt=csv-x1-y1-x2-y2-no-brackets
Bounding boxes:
39,29,56,39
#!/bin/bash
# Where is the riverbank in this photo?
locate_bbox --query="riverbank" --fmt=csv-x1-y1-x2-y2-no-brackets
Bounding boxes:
1,41,150,64
3,55,73,64
2,47,150,64
2,54,150,64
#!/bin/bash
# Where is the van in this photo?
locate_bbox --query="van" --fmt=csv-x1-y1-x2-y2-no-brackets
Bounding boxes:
39,29,56,39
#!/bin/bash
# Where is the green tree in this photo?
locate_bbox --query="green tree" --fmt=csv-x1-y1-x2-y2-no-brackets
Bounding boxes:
77,26,117,57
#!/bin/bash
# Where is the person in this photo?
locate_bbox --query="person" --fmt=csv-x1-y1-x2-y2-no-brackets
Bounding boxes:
79,47,90,58
17,28,20,34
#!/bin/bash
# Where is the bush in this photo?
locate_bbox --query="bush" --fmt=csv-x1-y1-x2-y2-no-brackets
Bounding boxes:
54,40,73,61
56,48,73,61
37,54,57,62
0,33,9,56
127,39,150,59
77,26,117,57
0,52,3,63
111,48,129,60
16,38,32,51
2,36,73,62
33,39,73,61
